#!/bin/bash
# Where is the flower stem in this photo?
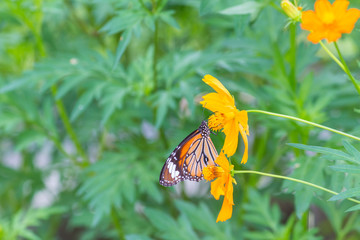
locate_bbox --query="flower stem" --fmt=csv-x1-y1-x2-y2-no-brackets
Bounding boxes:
51,86,89,166
333,41,360,96
247,109,360,142
319,41,345,71
27,7,89,166
152,0,159,91
233,170,360,205
111,206,125,240
289,23,297,92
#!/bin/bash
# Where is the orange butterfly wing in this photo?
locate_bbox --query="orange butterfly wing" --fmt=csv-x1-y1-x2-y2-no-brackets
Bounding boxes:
159,121,218,187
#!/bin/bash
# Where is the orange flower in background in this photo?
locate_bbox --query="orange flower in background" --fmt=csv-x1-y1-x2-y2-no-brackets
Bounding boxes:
203,152,237,222
200,74,250,163
301,0,360,44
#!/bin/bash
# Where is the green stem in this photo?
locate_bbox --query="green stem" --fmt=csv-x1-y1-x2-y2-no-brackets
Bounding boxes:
152,0,159,91
34,32,46,58
319,41,345,71
247,109,360,142
333,41,360,96
289,23,296,92
138,0,152,14
14,0,89,165
269,1,284,13
63,0,90,35
160,128,169,150
51,86,89,166
233,170,360,205
40,128,76,162
111,206,125,240
97,127,107,161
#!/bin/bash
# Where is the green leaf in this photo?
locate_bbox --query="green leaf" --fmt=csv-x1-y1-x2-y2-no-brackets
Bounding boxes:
151,91,176,128
159,11,180,29
113,30,132,70
283,156,325,217
345,204,360,212
70,82,107,121
329,164,360,173
15,130,46,151
126,234,152,240
100,10,145,35
243,189,280,232
144,208,199,240
219,1,261,15
199,0,217,16
100,87,129,126
329,187,360,201
1,207,65,240
288,143,353,162
39,75,65,94
174,201,230,238
295,188,312,218
342,140,360,163
0,111,22,131
55,75,86,99
0,78,29,94
78,151,139,225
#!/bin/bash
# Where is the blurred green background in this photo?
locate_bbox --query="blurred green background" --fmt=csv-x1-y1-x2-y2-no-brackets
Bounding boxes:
1,0,360,239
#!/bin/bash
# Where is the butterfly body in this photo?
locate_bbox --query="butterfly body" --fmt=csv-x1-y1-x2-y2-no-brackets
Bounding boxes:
159,121,218,187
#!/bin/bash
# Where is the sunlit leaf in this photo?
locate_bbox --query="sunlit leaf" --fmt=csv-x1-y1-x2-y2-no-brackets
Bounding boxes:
219,2,261,15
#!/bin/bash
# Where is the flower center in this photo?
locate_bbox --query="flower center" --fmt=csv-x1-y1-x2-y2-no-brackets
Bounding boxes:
208,111,236,131
322,12,335,24
208,112,225,131
203,166,224,181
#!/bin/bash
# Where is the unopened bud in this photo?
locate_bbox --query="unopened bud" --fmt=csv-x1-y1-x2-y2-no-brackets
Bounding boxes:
281,0,302,22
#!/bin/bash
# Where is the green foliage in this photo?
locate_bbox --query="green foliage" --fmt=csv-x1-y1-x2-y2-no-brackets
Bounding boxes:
2,0,360,238
0,207,65,240
290,141,360,213
243,190,321,240
145,200,233,240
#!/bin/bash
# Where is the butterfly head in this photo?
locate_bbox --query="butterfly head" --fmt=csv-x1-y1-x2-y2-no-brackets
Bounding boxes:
199,121,210,138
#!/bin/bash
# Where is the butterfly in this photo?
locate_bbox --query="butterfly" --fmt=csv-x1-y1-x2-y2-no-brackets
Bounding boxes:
159,121,218,187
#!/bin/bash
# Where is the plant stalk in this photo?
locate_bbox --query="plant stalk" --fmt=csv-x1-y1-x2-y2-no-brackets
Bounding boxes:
51,86,89,165
333,41,360,96
247,109,360,142
111,206,125,240
233,170,360,205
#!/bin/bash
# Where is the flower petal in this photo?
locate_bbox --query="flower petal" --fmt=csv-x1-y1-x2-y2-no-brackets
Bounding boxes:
216,199,233,222
301,0,360,44
325,31,342,42
211,177,225,200
307,31,326,44
333,0,349,20
239,124,249,164
201,92,235,113
315,0,334,23
224,175,234,204
237,110,249,135
203,75,234,105
301,10,324,31
222,119,239,157
336,8,360,33
215,152,230,172
216,182,234,223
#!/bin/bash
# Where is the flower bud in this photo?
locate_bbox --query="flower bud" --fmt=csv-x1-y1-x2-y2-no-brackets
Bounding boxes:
281,0,302,22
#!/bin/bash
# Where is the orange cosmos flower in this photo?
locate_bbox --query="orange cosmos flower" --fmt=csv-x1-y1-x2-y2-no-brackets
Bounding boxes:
200,74,250,163
203,152,237,222
301,0,360,44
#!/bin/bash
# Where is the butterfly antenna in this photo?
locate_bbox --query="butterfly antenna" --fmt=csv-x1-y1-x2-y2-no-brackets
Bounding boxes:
201,103,217,136
202,102,206,121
